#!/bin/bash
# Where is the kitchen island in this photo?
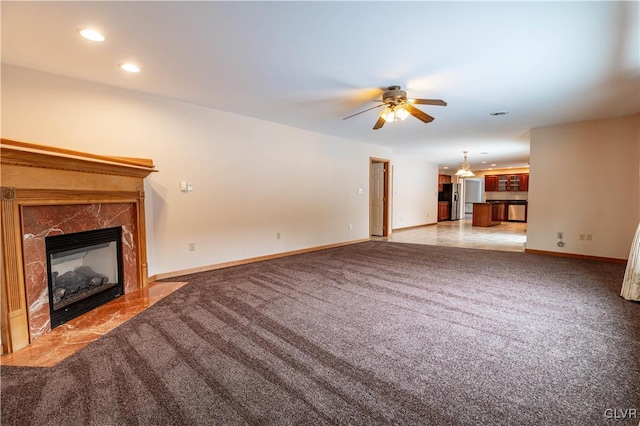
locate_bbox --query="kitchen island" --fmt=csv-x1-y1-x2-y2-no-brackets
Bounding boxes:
472,203,501,227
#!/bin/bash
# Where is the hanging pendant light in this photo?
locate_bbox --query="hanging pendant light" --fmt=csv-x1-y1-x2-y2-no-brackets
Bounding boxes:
455,151,475,177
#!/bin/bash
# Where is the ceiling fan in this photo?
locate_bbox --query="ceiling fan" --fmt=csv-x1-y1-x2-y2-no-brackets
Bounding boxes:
343,85,447,130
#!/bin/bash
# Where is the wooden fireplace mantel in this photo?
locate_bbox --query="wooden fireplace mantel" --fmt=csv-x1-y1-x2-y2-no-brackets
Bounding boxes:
1,139,156,180
1,139,157,354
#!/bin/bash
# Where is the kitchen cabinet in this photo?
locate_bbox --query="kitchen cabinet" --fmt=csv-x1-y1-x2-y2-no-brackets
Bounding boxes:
484,175,499,191
509,175,521,191
438,174,452,192
491,202,508,221
484,173,529,191
472,203,500,227
498,175,508,191
438,201,450,222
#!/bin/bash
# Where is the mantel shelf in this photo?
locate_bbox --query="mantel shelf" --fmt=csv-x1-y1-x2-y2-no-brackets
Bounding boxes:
1,139,158,178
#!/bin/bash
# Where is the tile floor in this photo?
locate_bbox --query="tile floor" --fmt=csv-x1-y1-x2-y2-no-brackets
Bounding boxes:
377,215,527,252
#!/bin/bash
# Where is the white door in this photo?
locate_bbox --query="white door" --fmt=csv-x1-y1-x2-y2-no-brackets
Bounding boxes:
370,162,384,236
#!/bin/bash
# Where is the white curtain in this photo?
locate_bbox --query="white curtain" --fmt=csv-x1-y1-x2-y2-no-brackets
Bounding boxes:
621,222,640,301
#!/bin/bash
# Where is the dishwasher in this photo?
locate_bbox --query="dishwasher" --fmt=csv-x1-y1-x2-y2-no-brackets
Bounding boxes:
508,204,526,221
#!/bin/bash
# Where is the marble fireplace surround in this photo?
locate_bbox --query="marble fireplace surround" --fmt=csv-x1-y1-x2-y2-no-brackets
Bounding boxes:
1,139,157,354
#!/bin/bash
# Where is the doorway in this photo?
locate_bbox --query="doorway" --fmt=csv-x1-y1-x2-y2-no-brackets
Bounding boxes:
464,178,483,216
370,158,390,237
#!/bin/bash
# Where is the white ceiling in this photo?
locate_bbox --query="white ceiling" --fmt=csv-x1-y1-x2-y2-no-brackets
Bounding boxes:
2,1,638,171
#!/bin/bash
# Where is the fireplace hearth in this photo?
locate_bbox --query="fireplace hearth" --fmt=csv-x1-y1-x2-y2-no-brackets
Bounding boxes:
46,227,124,328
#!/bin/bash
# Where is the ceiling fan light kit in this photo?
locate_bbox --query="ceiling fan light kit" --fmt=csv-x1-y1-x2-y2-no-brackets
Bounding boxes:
343,85,447,130
379,105,409,123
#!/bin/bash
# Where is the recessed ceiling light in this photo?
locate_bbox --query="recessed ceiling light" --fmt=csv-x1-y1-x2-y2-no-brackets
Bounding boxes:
490,163,497,167
443,166,449,169
119,63,141,73
490,111,509,116
481,161,487,164
78,29,105,42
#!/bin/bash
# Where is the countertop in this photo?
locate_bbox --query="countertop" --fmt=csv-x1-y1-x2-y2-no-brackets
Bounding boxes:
487,200,528,205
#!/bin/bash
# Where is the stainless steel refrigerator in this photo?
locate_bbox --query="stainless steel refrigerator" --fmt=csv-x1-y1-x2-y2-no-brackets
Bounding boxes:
439,183,461,220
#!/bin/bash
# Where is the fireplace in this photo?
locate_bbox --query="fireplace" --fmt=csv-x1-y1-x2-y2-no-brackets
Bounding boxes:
1,139,157,354
46,227,124,328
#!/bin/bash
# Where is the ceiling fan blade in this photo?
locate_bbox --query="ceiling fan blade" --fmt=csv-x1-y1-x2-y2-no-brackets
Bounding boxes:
373,116,385,130
410,99,447,106
405,104,435,123
343,104,385,120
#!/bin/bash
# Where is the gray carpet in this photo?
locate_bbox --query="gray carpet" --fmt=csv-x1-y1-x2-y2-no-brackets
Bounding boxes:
2,241,639,425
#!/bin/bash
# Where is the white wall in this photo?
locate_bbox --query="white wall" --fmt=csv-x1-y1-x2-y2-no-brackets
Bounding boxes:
390,155,439,229
464,179,483,213
1,66,393,276
527,115,640,259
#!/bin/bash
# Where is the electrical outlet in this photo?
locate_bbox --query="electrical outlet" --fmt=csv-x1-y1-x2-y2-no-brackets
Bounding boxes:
349,224,353,230
276,232,281,240
189,242,196,251
586,233,592,241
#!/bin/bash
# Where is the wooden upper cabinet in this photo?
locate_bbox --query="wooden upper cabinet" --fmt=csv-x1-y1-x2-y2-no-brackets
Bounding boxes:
508,175,521,191
485,173,529,191
484,175,499,191
498,175,508,191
